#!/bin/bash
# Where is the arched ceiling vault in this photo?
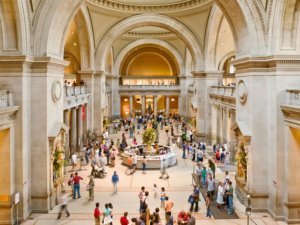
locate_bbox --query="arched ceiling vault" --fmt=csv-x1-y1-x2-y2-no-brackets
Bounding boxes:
114,39,184,76
120,46,178,76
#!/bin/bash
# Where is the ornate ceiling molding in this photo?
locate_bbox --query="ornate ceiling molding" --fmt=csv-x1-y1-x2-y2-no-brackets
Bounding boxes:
88,0,210,13
122,31,177,39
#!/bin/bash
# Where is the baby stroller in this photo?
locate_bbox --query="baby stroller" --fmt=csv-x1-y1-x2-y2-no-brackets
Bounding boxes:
91,164,106,179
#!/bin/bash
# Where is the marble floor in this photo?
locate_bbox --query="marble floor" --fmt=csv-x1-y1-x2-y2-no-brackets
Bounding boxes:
23,125,287,225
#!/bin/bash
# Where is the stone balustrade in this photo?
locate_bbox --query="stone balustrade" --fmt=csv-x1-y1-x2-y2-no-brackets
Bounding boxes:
210,85,236,97
281,89,300,128
63,86,89,110
209,85,236,109
286,89,300,106
119,85,180,91
0,90,15,108
64,86,87,97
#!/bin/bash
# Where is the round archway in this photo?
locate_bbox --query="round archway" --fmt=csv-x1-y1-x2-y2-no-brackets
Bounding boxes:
95,13,203,72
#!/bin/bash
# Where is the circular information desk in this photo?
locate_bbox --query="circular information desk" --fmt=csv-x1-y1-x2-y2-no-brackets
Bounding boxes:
122,144,177,169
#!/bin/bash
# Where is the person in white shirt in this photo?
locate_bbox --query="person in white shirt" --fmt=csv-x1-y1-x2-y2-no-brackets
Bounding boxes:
57,190,70,219
71,153,77,171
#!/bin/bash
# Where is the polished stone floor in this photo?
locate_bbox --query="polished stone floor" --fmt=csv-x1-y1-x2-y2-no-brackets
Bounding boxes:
23,124,286,225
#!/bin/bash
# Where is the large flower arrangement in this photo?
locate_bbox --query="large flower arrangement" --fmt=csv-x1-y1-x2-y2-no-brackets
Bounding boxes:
53,144,65,181
142,128,157,146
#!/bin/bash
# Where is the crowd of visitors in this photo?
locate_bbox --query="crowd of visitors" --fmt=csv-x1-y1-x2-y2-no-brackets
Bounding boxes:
57,113,235,223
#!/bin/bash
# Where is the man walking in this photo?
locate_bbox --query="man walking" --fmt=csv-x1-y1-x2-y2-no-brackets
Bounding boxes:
57,190,70,219
73,172,83,199
189,185,200,212
112,171,119,194
94,202,102,225
164,196,174,222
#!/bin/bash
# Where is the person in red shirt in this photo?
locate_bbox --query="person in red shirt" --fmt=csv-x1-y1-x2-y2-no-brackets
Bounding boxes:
94,202,102,225
120,211,129,225
177,210,188,225
73,172,83,199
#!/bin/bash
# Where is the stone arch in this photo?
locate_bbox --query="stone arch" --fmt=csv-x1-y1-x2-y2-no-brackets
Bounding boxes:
0,0,30,55
73,6,95,70
214,0,267,57
204,4,224,70
114,39,185,76
32,0,81,57
95,14,203,72
272,0,300,54
218,51,236,71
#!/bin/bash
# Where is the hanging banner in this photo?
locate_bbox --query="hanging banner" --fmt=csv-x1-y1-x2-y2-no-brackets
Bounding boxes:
82,105,85,120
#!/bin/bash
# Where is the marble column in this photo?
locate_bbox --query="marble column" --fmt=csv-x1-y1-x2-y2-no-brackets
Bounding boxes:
64,109,71,158
142,96,145,115
153,96,158,116
222,107,229,144
71,107,77,154
216,106,223,144
166,96,170,115
79,70,105,136
228,109,236,161
210,104,218,145
77,105,83,149
82,104,87,144
129,96,133,117
192,71,219,139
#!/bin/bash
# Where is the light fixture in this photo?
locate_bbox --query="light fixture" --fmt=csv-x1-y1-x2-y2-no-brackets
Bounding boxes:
171,98,175,102
124,98,128,102
73,42,77,46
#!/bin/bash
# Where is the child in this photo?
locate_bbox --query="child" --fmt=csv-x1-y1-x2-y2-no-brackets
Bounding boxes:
205,193,212,218
153,184,159,198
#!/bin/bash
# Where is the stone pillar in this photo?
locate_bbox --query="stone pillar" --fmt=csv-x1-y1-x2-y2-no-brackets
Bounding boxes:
71,107,77,154
216,106,223,144
82,104,88,144
77,105,83,149
166,96,170,116
79,70,105,136
192,71,219,140
210,104,218,145
222,107,229,144
142,96,145,115
0,57,34,220
64,109,71,158
129,96,133,117
30,58,66,213
228,109,236,161
178,76,188,118
106,75,120,119
153,96,158,116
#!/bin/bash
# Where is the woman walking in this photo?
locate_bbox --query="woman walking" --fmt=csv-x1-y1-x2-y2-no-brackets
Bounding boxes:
216,182,225,210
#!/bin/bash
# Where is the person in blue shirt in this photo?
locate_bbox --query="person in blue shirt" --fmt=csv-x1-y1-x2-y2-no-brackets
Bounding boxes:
112,171,119,194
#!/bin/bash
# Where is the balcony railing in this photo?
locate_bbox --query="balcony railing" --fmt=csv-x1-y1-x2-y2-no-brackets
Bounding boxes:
0,90,15,108
286,89,300,107
64,86,87,97
63,86,90,110
119,85,181,92
280,89,300,127
209,85,236,108
209,85,236,98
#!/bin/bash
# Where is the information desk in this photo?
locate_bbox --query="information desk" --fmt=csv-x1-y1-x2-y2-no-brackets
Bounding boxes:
122,144,177,169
